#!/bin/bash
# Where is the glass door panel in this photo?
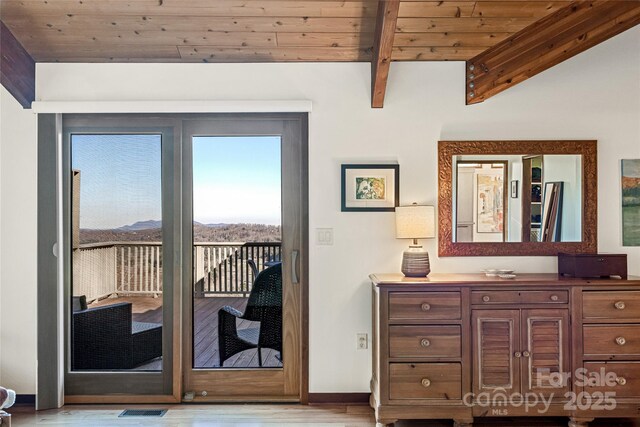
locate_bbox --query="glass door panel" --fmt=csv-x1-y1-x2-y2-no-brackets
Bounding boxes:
70,134,164,372
192,136,282,369
64,118,176,398
182,117,305,401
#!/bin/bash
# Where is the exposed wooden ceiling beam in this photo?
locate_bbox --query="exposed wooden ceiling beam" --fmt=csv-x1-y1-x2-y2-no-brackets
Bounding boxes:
466,0,640,105
371,0,400,108
1,20,35,109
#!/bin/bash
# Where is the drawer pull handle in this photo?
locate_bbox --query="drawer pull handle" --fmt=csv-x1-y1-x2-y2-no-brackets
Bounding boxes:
616,377,627,386
421,378,431,388
522,350,531,357
420,339,431,348
482,295,491,302
550,295,559,301
514,351,522,358
421,303,431,311
615,301,626,310
616,336,626,346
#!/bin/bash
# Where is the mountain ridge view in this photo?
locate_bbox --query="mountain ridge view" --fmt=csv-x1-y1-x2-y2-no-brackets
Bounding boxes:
80,221,281,244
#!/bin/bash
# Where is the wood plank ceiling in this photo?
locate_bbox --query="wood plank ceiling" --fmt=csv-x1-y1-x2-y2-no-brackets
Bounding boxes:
0,1,571,63
0,0,638,108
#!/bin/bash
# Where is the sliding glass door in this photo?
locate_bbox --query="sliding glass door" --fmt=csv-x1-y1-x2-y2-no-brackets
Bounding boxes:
59,114,307,402
182,116,307,401
63,117,178,397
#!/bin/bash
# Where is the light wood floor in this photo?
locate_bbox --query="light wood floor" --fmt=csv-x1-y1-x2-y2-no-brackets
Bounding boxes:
91,295,281,369
9,404,640,426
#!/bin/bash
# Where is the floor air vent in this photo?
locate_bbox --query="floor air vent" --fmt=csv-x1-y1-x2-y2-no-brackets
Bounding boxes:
119,409,167,417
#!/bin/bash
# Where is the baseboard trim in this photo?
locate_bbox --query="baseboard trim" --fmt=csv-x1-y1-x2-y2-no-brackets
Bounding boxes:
15,394,36,405
308,393,370,405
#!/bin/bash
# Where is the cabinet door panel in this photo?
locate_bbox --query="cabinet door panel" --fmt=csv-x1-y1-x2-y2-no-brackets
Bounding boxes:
522,309,570,397
473,310,520,396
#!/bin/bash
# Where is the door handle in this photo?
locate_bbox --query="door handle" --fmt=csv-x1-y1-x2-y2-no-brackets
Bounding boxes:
292,250,299,284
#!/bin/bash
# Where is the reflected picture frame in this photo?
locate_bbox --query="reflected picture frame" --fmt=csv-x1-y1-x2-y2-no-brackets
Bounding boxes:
511,180,519,198
341,164,399,212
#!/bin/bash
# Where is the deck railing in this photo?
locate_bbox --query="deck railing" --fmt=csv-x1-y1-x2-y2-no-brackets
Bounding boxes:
72,241,281,302
194,242,282,297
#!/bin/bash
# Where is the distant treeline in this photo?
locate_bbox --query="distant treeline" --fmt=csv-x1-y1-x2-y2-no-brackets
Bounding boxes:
623,186,640,207
80,223,281,244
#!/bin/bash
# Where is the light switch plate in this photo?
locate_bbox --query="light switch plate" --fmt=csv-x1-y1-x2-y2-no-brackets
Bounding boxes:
316,228,333,245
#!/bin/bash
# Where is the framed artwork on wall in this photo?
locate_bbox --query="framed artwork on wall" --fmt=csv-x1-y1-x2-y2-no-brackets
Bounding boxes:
476,169,505,233
622,159,640,246
341,164,399,212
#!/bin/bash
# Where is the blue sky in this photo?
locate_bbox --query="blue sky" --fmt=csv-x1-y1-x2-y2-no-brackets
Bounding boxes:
71,134,281,229
623,159,640,178
193,136,281,225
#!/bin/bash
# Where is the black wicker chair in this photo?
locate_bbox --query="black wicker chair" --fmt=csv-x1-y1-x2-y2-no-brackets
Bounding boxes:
218,263,282,367
71,301,162,370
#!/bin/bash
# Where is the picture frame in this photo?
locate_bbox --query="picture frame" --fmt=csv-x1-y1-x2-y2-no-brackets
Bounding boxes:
476,166,506,234
622,159,640,246
511,180,519,198
341,164,399,212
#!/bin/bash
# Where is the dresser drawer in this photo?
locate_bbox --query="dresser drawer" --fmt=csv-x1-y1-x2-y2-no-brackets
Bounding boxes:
583,291,640,320
472,290,520,304
584,362,640,398
389,292,461,320
584,325,640,356
472,290,568,304
389,363,462,400
389,326,461,358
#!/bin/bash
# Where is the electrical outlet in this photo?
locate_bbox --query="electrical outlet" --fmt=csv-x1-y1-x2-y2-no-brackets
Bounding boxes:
357,333,368,350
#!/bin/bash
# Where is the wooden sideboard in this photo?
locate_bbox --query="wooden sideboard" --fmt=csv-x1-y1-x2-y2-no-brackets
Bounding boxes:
370,273,640,427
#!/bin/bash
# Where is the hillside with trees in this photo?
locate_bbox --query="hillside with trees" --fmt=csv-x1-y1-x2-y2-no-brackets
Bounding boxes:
79,221,281,244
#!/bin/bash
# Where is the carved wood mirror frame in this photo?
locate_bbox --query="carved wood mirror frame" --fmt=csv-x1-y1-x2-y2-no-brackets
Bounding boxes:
438,140,597,257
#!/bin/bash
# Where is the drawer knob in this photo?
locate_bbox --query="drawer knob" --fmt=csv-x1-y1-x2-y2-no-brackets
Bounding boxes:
514,351,522,358
616,336,626,346
421,303,431,311
522,350,531,357
420,338,431,348
482,295,491,302
421,378,431,388
616,377,627,386
615,301,626,310
550,295,559,301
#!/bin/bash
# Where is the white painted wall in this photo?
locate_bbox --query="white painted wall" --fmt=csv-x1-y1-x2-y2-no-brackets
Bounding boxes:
544,155,582,242
0,86,38,393
1,26,638,395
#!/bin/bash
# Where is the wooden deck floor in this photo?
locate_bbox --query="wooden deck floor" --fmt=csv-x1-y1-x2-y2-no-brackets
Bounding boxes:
91,295,282,369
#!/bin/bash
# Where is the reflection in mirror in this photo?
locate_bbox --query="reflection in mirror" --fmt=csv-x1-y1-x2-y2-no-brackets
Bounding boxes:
453,155,582,243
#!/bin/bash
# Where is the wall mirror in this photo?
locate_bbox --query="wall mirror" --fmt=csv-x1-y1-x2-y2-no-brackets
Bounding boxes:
438,140,597,257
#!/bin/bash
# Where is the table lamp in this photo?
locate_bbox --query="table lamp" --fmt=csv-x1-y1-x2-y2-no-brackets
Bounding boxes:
395,203,435,277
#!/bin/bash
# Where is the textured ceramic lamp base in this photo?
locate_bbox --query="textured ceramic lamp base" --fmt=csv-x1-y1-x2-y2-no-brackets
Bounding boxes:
401,246,431,277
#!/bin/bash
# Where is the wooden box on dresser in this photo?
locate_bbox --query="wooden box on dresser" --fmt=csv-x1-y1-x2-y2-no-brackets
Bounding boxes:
370,273,640,427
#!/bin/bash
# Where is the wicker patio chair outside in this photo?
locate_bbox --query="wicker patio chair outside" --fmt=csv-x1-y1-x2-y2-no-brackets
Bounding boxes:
71,302,162,370
218,263,282,367
247,259,259,284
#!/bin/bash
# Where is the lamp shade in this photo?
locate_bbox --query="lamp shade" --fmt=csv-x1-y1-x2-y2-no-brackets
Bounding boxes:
395,204,435,239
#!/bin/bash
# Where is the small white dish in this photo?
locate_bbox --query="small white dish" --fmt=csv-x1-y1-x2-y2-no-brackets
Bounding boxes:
499,273,517,279
498,269,514,275
483,269,499,277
